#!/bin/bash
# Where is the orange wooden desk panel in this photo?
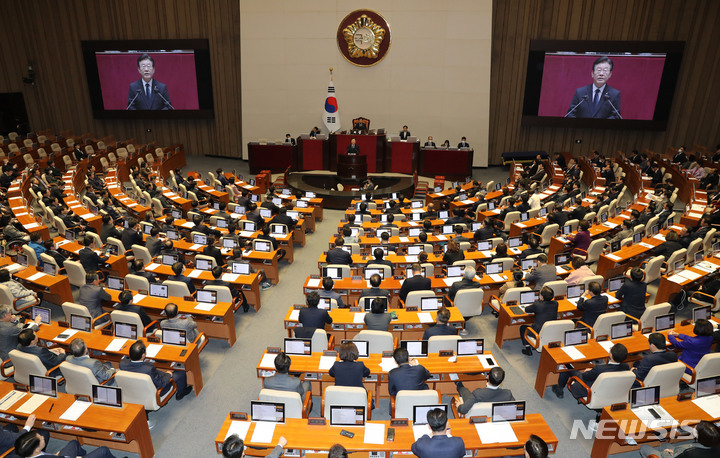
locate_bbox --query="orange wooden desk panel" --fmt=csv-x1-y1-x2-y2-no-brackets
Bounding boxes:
654,254,720,304
53,237,129,277
35,322,204,395
12,265,73,305
0,382,154,457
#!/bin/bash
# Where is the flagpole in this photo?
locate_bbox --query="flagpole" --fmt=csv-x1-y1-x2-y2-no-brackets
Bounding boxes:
330,67,333,81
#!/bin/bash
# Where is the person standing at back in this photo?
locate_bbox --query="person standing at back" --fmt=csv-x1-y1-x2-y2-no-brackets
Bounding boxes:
615,267,647,320
520,286,558,356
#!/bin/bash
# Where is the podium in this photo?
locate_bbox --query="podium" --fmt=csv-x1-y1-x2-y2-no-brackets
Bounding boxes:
337,154,367,180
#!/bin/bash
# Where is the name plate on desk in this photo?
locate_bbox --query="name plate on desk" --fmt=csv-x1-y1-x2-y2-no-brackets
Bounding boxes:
405,324,422,330
439,350,454,357
230,412,248,421
304,373,318,380
332,324,345,330
267,347,281,354
406,306,418,312
392,324,403,331
308,417,326,425
286,322,301,328
349,306,361,312
390,419,408,426
347,324,363,330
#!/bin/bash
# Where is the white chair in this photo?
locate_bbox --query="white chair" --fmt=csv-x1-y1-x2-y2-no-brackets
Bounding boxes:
492,257,516,272
684,353,720,385
403,290,436,309
106,237,127,256
451,289,484,318
392,390,441,419
580,275,605,290
524,320,574,353
428,336,461,354
0,284,38,314
535,224,559,248
584,239,607,265
544,280,568,298
131,245,152,265
259,388,311,419
420,263,435,278
502,211,521,231
311,328,331,353
663,249,687,273
564,219,579,233
4,350,64,386
53,216,68,236
62,302,110,329
163,280,192,298
124,274,149,292
703,228,717,253
628,302,672,332
452,260,476,270
686,239,703,264
85,231,103,249
357,296,387,312
63,260,87,288
640,362,686,398
569,371,636,410
366,264,392,278
203,284,240,311
40,253,60,272
354,330,394,354
111,310,156,337
60,361,108,397
457,401,493,419
489,286,531,315
195,254,218,268
641,256,665,284
322,386,372,420
114,370,175,411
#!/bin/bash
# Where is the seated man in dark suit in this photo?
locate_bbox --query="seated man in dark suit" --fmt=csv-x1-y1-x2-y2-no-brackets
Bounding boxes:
358,274,391,301
399,263,431,303
17,329,65,374
121,218,143,250
192,215,222,238
411,408,466,458
422,307,457,339
317,277,345,309
387,347,431,397
168,261,196,294
78,236,108,273
160,240,186,264
365,248,393,272
473,218,500,241
298,292,332,332
651,230,683,260
553,343,629,399
525,254,558,291
270,207,297,231
519,236,543,260
202,237,224,267
14,430,116,458
455,367,514,415
131,259,158,283
77,272,111,324
326,237,353,266
423,136,436,148
264,352,311,399
632,333,678,388
116,290,155,330
520,285,559,356
99,214,122,243
207,266,248,312
0,415,50,456
640,420,720,458
119,340,192,400
448,266,481,301
576,281,608,328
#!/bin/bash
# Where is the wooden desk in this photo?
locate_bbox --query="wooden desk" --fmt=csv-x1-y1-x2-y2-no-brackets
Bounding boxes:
12,265,73,305
54,237,129,277
106,173,151,218
655,255,720,304
0,381,154,457
215,415,558,456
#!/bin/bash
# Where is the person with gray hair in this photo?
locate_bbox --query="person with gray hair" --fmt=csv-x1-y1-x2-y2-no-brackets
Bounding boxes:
0,304,40,361
0,269,39,309
77,272,111,324
65,338,116,385
448,266,481,301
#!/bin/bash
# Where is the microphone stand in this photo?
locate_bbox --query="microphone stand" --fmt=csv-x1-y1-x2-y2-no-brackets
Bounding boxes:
564,95,588,118
604,94,622,119
153,87,175,110
126,90,141,110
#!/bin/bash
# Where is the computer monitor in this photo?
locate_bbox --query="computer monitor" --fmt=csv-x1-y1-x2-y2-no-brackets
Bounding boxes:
195,258,213,271
633,232,643,244
434,186,443,193
610,240,621,252
554,253,571,266
253,241,271,252
92,384,122,408
520,291,539,306
242,221,257,232
376,229,391,239
287,211,299,220
231,261,251,275
667,216,674,226
491,401,526,422
630,386,660,408
162,328,187,346
107,276,124,291
456,339,484,356
43,262,57,276
713,241,720,254
400,340,429,357
600,212,608,223
405,267,425,278
29,374,57,398
411,201,423,209
566,284,584,299
442,225,454,235
487,202,496,211
607,276,625,292
363,297,387,312
259,208,272,219
485,262,502,275
66,229,76,241
673,260,684,272
562,225,572,235
216,218,228,229
341,340,369,358
162,254,179,265
694,250,704,263
520,212,529,222
471,222,482,232
250,401,285,423
407,245,423,256
610,322,633,340
306,192,316,198
142,224,153,235
329,406,365,427
650,224,659,236
192,233,207,245
457,194,468,201
495,183,502,191
340,246,352,255
322,267,343,280
654,313,675,331
521,258,537,270
17,253,27,267
419,296,443,311
171,209,183,219
222,238,237,249
273,225,287,235
105,244,118,256
196,290,217,305
476,240,493,251
283,338,311,356
446,265,463,277
272,197,282,206
114,321,138,339
364,268,384,281
696,376,720,398
32,306,51,325
539,207,547,217
166,229,179,241
564,329,589,347
408,228,422,237
438,210,449,220
412,404,448,425
70,314,91,332
693,306,711,322
507,237,522,249
149,283,168,298
297,200,309,208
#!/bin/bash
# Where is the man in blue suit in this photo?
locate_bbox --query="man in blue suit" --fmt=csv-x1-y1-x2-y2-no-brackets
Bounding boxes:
566,56,621,119
127,53,172,110
387,347,431,396
119,340,192,400
411,408,466,458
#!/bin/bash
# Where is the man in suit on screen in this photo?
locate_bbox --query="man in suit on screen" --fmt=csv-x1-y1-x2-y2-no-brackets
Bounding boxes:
566,56,621,119
127,53,172,110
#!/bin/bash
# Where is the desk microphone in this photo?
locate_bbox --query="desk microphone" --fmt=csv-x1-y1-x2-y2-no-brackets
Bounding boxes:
126,89,141,110
565,95,588,118
153,87,175,110
604,93,623,119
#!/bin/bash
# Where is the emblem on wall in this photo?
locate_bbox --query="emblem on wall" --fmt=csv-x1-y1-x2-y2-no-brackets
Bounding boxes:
337,10,391,66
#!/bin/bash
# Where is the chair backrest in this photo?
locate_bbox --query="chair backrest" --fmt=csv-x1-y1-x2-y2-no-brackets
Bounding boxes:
60,361,98,396
640,302,672,331
503,211,520,230
539,224,559,246
311,329,329,352
592,312,628,338
40,253,59,270
107,237,126,255
259,389,304,419
61,301,93,323
584,371,636,410
428,336,461,354
464,401,493,418
581,275,605,290
354,330,394,354
643,362,686,398
453,289,484,318
643,256,665,284
130,245,152,265
53,216,67,235
452,259,475,270
502,286,532,303
564,219,579,233
538,320,575,348
394,390,441,420
163,280,191,298
8,350,47,385
345,243,360,255
64,260,87,287
366,264,392,278
404,290,436,309
23,153,34,165
585,239,607,264
420,263,434,278
323,386,367,420
111,310,146,336
125,274,149,292
693,353,720,383
202,284,233,303
703,228,717,252
493,257,515,272
544,280,568,298
686,239,703,264
665,249,687,271
21,245,38,267
195,254,218,268
114,371,164,410
357,296,387,312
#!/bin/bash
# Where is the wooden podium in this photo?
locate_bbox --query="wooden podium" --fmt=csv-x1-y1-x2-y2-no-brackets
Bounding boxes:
337,154,367,180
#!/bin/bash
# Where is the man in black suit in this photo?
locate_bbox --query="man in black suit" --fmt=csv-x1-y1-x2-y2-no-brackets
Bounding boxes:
616,267,648,320
284,134,296,146
652,230,683,260
119,341,192,400
553,343,629,399
520,286,559,356
423,136,436,147
474,218,500,241
387,347,431,396
169,262,196,294
99,215,121,243
192,215,222,238
131,259,158,283
17,329,65,373
77,272,111,323
202,237,224,267
399,125,411,140
365,248,393,272
207,266,249,312
422,307,457,339
116,290,154,329
672,146,688,164
448,266,480,301
650,163,664,187
566,56,621,119
411,408,466,458
632,333,678,387
576,281,608,327
127,53,172,110
326,237,353,265
0,415,50,456
639,420,720,458
399,263,431,303
359,274,391,300
14,431,116,458
270,207,297,231
455,367,514,415
345,138,360,155
309,126,320,138
121,218,143,250
298,292,332,331
78,236,108,273
457,137,470,148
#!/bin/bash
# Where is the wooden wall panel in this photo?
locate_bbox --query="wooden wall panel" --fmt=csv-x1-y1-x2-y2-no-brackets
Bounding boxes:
490,0,720,164
0,0,241,157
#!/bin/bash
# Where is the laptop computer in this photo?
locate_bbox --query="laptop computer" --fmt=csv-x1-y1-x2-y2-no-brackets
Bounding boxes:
456,339,484,356
192,233,207,245
254,241,272,252
521,258,537,270
250,401,285,423
166,229,179,241
696,375,720,398
196,289,217,305
491,401,526,422
566,284,584,299
419,296,443,311
630,385,660,409
400,340,429,358
654,313,675,331
607,276,625,292
364,268,384,280
70,314,91,332
520,291,539,306
31,306,51,325
610,322,633,340
162,328,187,346
92,384,122,408
564,329,589,347
162,254,179,265
476,240,492,251
195,258,213,271
231,261,251,275
330,406,365,427
322,267,343,280
43,262,57,276
508,237,522,249
485,262,502,275
114,321,138,339
29,374,57,398
149,283,169,298
283,338,311,356
693,306,711,323
413,404,447,425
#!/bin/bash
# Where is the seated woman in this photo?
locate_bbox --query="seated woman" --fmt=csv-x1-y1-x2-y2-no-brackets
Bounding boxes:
568,220,591,256
328,341,370,387
443,240,465,265
668,319,714,374
498,268,524,302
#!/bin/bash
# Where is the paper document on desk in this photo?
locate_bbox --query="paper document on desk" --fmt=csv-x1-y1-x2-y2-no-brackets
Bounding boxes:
59,400,91,421
632,405,678,428
602,293,619,304
436,235,447,241
509,247,521,255
27,272,45,281
15,394,49,414
55,329,79,342
405,256,418,263
566,297,580,306
0,391,26,410
605,254,621,261
288,310,299,321
417,312,433,324
408,221,419,227
693,262,717,274
4,264,23,274
145,344,162,358
691,204,705,212
692,395,720,418
475,421,518,444
306,278,321,288
479,354,498,369
225,421,251,440
222,273,240,282
364,422,385,444
516,223,526,228
181,222,194,228
238,231,255,238
250,421,276,443
639,242,654,249
195,302,215,311
603,222,619,229
133,294,147,303
353,313,366,324
598,340,614,353
318,355,336,371
480,250,493,257
677,270,702,281
105,338,128,352
688,212,704,219
187,270,202,278
561,346,586,360
399,237,410,243
555,266,568,275
667,274,687,284
146,263,160,271
259,353,277,369
24,223,39,229
653,234,666,242
489,274,506,283
444,277,461,287
55,240,71,247
379,357,398,372
413,424,431,441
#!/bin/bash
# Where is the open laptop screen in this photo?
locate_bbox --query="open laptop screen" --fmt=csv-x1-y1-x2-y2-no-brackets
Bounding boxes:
250,401,285,423
491,401,526,422
400,340,428,357
70,314,91,332
654,313,675,331
284,338,311,356
412,404,447,425
630,386,660,408
92,384,122,408
329,406,365,426
456,339,484,356
162,328,187,346
610,322,633,340
29,374,57,398
114,321,137,339
696,376,720,398
564,329,588,347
